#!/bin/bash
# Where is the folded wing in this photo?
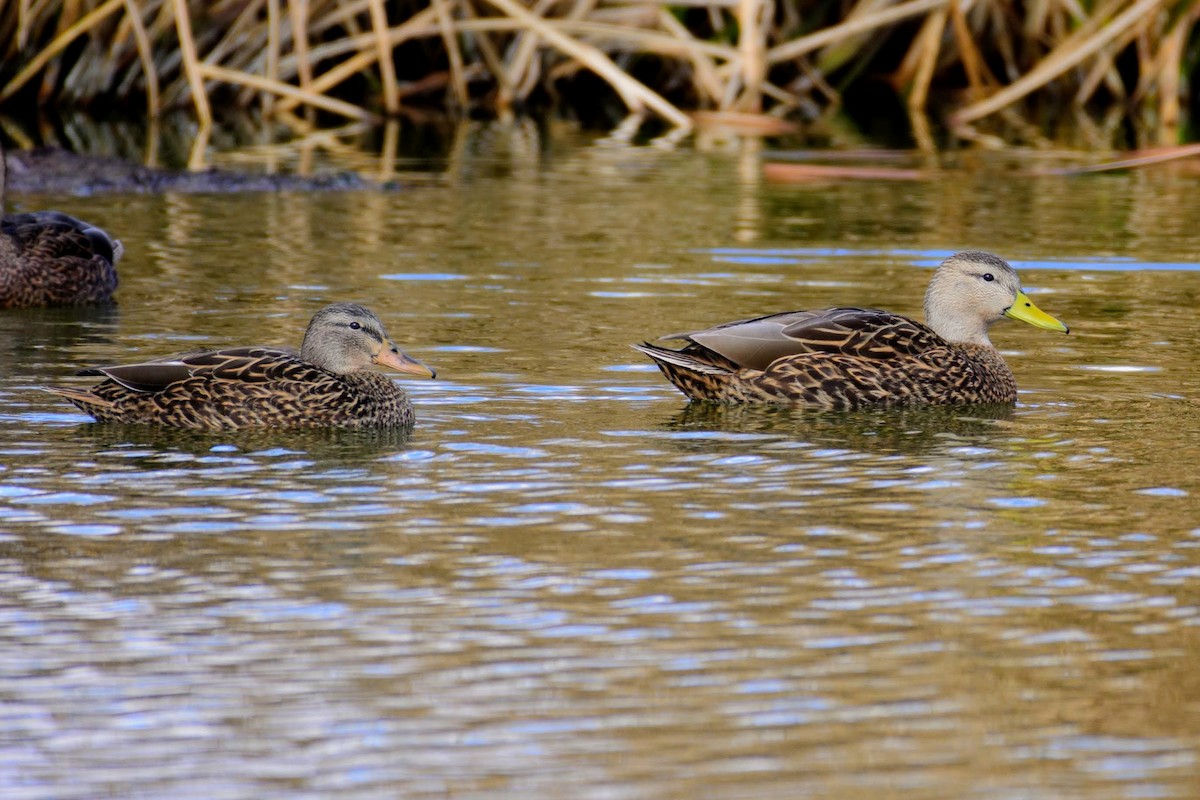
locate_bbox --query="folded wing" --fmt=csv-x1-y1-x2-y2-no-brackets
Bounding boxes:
664,308,945,370
78,346,318,392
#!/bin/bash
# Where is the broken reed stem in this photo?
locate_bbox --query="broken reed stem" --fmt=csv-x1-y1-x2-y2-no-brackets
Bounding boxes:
432,0,468,107
288,0,314,119
367,0,400,114
504,0,559,104
656,7,722,105
264,0,281,115
907,8,946,112
767,0,948,65
121,0,160,118
949,0,990,99
199,63,376,120
460,0,515,109
171,0,211,127
736,0,765,112
1153,16,1187,143
450,18,739,61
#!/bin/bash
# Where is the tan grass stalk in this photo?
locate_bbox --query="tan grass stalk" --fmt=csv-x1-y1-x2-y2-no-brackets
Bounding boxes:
1075,35,1132,107
1031,143,1200,175
736,0,765,111
657,7,722,104
952,0,1165,126
380,118,399,179
188,118,210,169
281,8,723,77
892,7,934,88
265,0,280,113
319,0,367,38
505,0,567,103
1131,10,1192,103
0,0,124,103
171,0,212,126
17,0,32,49
1154,17,1188,143
122,0,160,118
0,120,35,151
291,0,360,40
982,1,1018,80
460,0,515,109
203,0,267,71
198,62,376,120
432,0,468,107
561,0,604,82
767,0,947,65
479,0,692,128
456,19,739,62
949,0,991,98
816,0,893,75
759,80,799,106
274,5,440,113
289,0,314,119
906,8,946,112
368,0,400,113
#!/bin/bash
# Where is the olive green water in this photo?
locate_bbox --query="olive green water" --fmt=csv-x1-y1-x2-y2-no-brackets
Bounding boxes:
2,128,1200,799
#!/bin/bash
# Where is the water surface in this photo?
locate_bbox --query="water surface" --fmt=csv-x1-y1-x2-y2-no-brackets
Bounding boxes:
2,130,1199,798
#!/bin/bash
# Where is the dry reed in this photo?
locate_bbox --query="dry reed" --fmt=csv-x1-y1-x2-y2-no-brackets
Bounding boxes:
1,0,1196,145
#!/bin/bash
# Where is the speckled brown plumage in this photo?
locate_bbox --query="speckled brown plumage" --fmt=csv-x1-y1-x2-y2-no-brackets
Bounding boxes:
634,251,1068,409
0,210,121,308
1,145,121,308
47,303,435,430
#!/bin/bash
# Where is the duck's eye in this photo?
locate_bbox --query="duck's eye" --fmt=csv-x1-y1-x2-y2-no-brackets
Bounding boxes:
982,273,995,282
349,321,361,330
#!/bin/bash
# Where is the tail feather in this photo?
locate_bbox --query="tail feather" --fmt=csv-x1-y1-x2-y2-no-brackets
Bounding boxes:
44,386,114,418
630,342,733,376
630,341,739,401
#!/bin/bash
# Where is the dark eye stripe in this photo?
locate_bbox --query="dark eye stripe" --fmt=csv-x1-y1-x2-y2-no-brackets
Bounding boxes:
346,318,384,343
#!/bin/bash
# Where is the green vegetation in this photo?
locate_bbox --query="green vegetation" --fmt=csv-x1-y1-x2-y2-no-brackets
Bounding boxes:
1,0,1196,147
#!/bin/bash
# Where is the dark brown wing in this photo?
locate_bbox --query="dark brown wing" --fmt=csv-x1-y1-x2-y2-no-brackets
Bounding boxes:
664,308,946,370
78,346,317,392
2,211,119,265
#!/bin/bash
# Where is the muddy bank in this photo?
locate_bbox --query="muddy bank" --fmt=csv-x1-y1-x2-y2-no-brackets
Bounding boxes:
4,147,397,195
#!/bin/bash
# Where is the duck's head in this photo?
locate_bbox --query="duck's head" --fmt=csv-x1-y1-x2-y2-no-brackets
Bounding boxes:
300,303,436,378
923,251,1069,346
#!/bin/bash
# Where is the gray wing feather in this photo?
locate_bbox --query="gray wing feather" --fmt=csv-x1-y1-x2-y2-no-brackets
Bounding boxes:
77,346,303,393
660,308,941,370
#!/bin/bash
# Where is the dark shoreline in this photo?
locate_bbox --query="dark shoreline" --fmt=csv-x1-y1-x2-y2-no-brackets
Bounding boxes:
4,147,399,196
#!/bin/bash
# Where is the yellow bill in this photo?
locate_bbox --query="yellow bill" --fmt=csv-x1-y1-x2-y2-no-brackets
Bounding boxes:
374,342,437,378
1004,290,1069,333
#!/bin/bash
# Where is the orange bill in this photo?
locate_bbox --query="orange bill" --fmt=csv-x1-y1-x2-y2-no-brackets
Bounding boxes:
374,343,436,378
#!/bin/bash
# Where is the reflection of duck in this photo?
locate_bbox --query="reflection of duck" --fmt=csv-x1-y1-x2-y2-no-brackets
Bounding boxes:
0,144,122,308
634,251,1069,408
67,417,423,456
48,303,436,430
663,401,1014,455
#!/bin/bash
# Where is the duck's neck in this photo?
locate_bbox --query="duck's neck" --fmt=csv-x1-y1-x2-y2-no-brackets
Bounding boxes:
924,306,995,347
924,275,996,347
